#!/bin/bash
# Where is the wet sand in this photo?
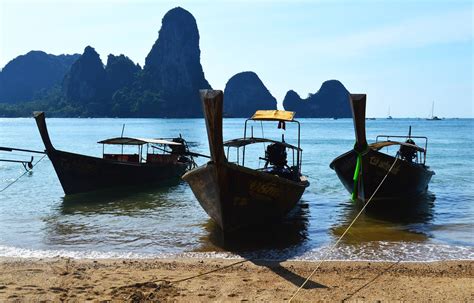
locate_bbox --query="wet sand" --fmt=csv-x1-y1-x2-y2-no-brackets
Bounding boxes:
0,257,472,302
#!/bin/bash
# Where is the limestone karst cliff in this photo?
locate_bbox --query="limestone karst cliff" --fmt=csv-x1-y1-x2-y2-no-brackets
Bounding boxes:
223,71,276,117
283,80,351,118
0,51,79,103
143,7,211,117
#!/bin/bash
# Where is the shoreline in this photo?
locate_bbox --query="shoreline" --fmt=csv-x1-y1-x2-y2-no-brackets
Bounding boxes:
2,255,474,263
1,241,473,262
1,257,472,302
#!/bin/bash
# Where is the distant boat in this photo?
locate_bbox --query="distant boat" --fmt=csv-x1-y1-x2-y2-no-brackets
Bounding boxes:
330,94,435,206
183,90,309,232
34,112,197,195
427,101,442,121
387,106,393,119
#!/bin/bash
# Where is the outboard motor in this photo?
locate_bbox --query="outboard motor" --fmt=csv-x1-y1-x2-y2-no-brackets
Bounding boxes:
170,137,195,168
400,138,417,163
265,143,287,168
170,137,187,155
262,142,298,180
399,126,418,163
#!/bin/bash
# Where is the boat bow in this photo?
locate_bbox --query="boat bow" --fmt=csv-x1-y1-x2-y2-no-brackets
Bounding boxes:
33,111,55,152
200,89,226,164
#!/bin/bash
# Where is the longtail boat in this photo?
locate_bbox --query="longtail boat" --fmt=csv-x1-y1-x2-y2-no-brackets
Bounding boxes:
34,111,195,195
183,90,309,232
330,94,435,205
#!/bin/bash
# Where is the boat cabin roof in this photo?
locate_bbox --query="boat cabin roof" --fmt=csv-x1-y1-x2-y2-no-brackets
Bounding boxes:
224,137,301,151
98,137,182,146
369,140,425,153
250,110,295,122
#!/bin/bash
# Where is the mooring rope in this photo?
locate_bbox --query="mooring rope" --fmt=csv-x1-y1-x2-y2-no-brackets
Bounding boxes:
288,155,399,302
118,258,251,290
171,259,249,284
0,154,46,193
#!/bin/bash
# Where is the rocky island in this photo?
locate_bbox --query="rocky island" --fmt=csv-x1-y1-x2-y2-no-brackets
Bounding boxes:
0,7,349,118
283,80,351,118
0,51,79,104
223,71,276,117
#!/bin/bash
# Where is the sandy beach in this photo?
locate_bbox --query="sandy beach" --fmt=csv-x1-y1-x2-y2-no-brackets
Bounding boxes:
0,257,472,302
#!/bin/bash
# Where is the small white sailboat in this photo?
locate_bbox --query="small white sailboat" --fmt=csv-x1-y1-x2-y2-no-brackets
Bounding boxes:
427,101,441,121
387,106,393,120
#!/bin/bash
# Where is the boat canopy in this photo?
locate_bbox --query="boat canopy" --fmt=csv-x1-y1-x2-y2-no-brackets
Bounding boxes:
224,137,301,151
369,140,425,152
251,110,295,122
98,137,182,146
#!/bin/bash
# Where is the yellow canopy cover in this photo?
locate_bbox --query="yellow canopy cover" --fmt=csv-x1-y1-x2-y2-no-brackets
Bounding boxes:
251,110,295,121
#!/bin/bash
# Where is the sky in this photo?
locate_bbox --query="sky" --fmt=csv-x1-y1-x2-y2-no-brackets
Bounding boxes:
0,0,472,117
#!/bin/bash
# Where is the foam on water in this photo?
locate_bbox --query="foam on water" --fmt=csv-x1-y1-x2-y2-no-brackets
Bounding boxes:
1,243,472,262
0,245,161,259
295,242,474,262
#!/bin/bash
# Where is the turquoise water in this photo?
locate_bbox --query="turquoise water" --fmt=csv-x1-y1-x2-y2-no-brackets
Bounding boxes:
0,118,473,261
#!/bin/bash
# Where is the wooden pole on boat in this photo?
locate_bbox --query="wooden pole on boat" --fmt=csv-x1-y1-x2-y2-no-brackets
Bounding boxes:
199,90,226,164
0,146,45,154
349,94,368,153
33,111,55,152
349,94,368,201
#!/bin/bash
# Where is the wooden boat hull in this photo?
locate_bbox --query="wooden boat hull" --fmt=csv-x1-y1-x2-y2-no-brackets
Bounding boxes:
183,161,307,232
330,149,434,204
47,149,188,195
34,111,188,195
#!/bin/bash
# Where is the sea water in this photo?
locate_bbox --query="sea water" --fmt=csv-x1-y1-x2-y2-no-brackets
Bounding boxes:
0,118,473,261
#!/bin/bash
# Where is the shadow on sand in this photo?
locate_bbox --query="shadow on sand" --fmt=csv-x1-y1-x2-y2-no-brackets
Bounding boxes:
197,201,327,290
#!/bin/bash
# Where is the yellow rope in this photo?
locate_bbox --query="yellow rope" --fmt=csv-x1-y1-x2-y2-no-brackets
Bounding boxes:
288,155,399,302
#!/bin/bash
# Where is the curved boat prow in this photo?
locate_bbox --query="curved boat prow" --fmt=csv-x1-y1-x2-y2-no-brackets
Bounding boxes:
199,90,226,164
33,111,55,152
184,89,309,232
332,93,435,203
350,94,368,153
